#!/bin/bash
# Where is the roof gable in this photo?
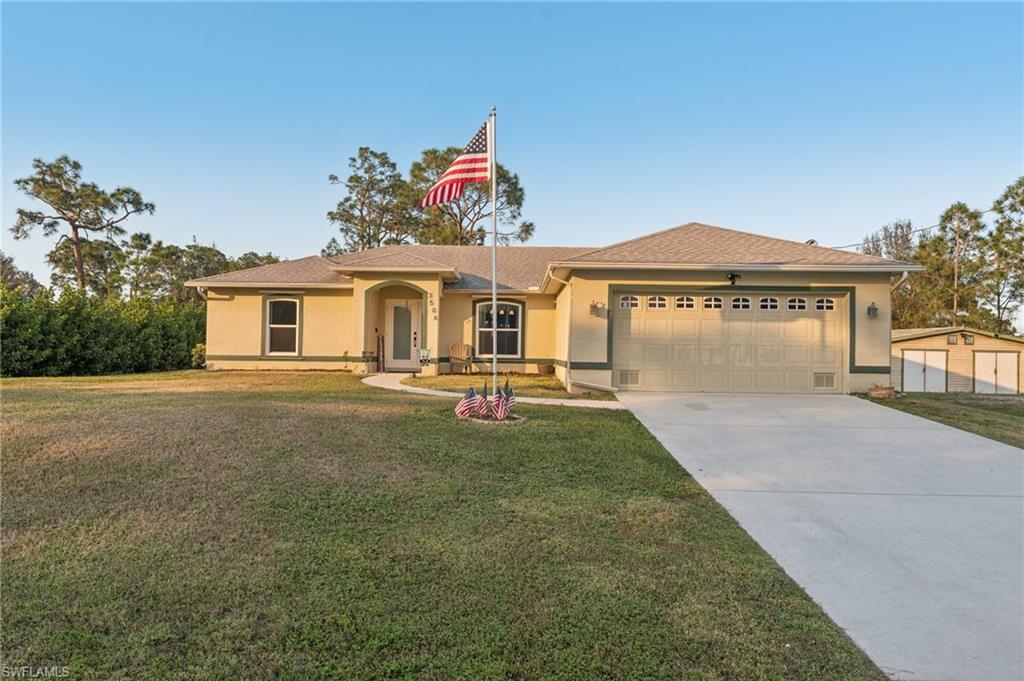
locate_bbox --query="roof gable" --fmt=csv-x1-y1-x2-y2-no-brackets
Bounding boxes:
562,222,916,269
892,326,1024,344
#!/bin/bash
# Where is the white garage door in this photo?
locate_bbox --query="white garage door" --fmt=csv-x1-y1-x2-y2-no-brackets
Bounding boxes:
975,352,1019,394
612,292,846,393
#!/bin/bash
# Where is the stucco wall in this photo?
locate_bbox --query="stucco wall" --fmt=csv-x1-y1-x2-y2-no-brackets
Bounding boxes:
204,287,356,368
436,292,558,369
562,269,893,392
891,333,1024,392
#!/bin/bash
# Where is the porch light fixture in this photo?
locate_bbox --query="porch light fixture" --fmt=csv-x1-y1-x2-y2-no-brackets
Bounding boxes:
590,301,607,316
867,302,879,318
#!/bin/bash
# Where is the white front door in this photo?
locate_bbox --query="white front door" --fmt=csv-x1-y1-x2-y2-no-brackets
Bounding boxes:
902,350,947,392
385,299,421,371
975,352,1019,394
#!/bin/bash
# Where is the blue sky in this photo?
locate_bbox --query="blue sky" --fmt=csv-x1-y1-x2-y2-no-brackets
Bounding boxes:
3,2,1022,285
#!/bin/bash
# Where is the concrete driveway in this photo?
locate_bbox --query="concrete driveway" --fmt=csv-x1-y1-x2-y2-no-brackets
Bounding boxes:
617,392,1023,681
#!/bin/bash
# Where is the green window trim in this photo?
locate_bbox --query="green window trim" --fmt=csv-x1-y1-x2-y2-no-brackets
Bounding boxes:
472,298,525,360
261,295,303,358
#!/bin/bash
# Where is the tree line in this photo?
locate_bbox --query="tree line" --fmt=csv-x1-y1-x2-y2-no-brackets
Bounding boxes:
322,146,534,254
860,177,1024,334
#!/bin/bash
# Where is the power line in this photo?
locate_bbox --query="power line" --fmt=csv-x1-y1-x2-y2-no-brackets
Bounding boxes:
828,208,998,250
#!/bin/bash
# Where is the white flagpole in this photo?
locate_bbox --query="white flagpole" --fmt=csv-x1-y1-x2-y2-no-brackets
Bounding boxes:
489,106,498,400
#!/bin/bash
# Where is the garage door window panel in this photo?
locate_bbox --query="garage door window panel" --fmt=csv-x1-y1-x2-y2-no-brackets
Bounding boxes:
787,297,807,311
675,296,695,309
759,297,779,310
619,295,639,309
816,298,836,311
732,297,751,310
647,296,667,309
704,296,723,309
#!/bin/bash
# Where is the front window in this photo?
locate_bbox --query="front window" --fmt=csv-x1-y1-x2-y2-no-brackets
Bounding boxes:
266,298,299,355
476,301,522,358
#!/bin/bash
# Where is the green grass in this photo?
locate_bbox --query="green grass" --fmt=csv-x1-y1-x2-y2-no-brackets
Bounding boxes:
2,371,884,680
865,392,1024,448
402,372,619,400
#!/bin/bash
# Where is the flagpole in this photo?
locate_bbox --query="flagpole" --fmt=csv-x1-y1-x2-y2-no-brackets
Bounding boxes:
489,105,498,400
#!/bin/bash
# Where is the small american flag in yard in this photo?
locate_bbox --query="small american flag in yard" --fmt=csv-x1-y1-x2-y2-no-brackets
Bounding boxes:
503,379,516,410
476,383,490,417
419,121,491,208
455,386,477,419
492,386,508,421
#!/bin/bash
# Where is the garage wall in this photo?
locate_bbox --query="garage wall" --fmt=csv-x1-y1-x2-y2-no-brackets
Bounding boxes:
565,270,893,392
891,333,1024,392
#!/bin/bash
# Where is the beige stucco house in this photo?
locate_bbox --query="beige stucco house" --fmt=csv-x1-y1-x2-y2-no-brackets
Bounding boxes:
891,326,1022,394
186,222,920,394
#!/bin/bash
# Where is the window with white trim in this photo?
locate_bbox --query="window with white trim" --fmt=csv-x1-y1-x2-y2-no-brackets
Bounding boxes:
787,297,807,311
647,295,667,309
731,296,751,310
476,300,522,358
815,298,836,311
266,298,299,355
759,297,779,310
703,296,723,309
675,295,695,309
619,295,639,309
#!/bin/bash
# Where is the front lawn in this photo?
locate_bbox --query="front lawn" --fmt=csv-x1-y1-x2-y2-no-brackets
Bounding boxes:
2,371,883,679
402,372,618,400
865,392,1024,448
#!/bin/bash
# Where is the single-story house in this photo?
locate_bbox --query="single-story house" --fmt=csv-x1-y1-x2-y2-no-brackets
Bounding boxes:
891,326,1022,394
186,222,919,394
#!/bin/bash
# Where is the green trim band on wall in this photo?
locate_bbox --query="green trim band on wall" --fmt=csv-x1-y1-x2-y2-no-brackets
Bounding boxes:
207,355,367,363
598,284,890,375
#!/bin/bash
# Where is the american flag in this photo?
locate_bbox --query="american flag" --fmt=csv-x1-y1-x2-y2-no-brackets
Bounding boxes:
503,378,516,410
419,121,491,208
476,383,490,417
455,386,477,419
492,386,509,421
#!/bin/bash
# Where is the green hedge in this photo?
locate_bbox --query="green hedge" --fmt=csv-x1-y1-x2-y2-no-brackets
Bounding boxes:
0,286,205,377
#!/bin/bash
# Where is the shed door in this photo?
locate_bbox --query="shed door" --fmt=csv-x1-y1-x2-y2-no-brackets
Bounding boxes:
902,350,947,393
975,352,1019,395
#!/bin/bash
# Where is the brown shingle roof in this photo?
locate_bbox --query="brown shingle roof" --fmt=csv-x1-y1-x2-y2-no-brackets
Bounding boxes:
185,256,352,287
562,222,917,269
330,245,592,290
892,326,1024,344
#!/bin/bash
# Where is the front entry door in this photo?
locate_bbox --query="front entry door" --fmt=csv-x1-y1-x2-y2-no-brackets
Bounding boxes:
385,299,421,371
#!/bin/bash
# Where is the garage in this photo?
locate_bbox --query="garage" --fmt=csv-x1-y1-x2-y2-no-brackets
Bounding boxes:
891,326,1024,394
612,291,846,393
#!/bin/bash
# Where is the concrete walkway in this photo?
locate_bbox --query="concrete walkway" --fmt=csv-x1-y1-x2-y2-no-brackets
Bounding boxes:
618,392,1024,681
362,372,626,409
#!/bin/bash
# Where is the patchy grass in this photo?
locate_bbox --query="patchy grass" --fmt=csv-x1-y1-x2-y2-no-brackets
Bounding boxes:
865,392,1024,448
2,370,884,679
402,372,618,400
